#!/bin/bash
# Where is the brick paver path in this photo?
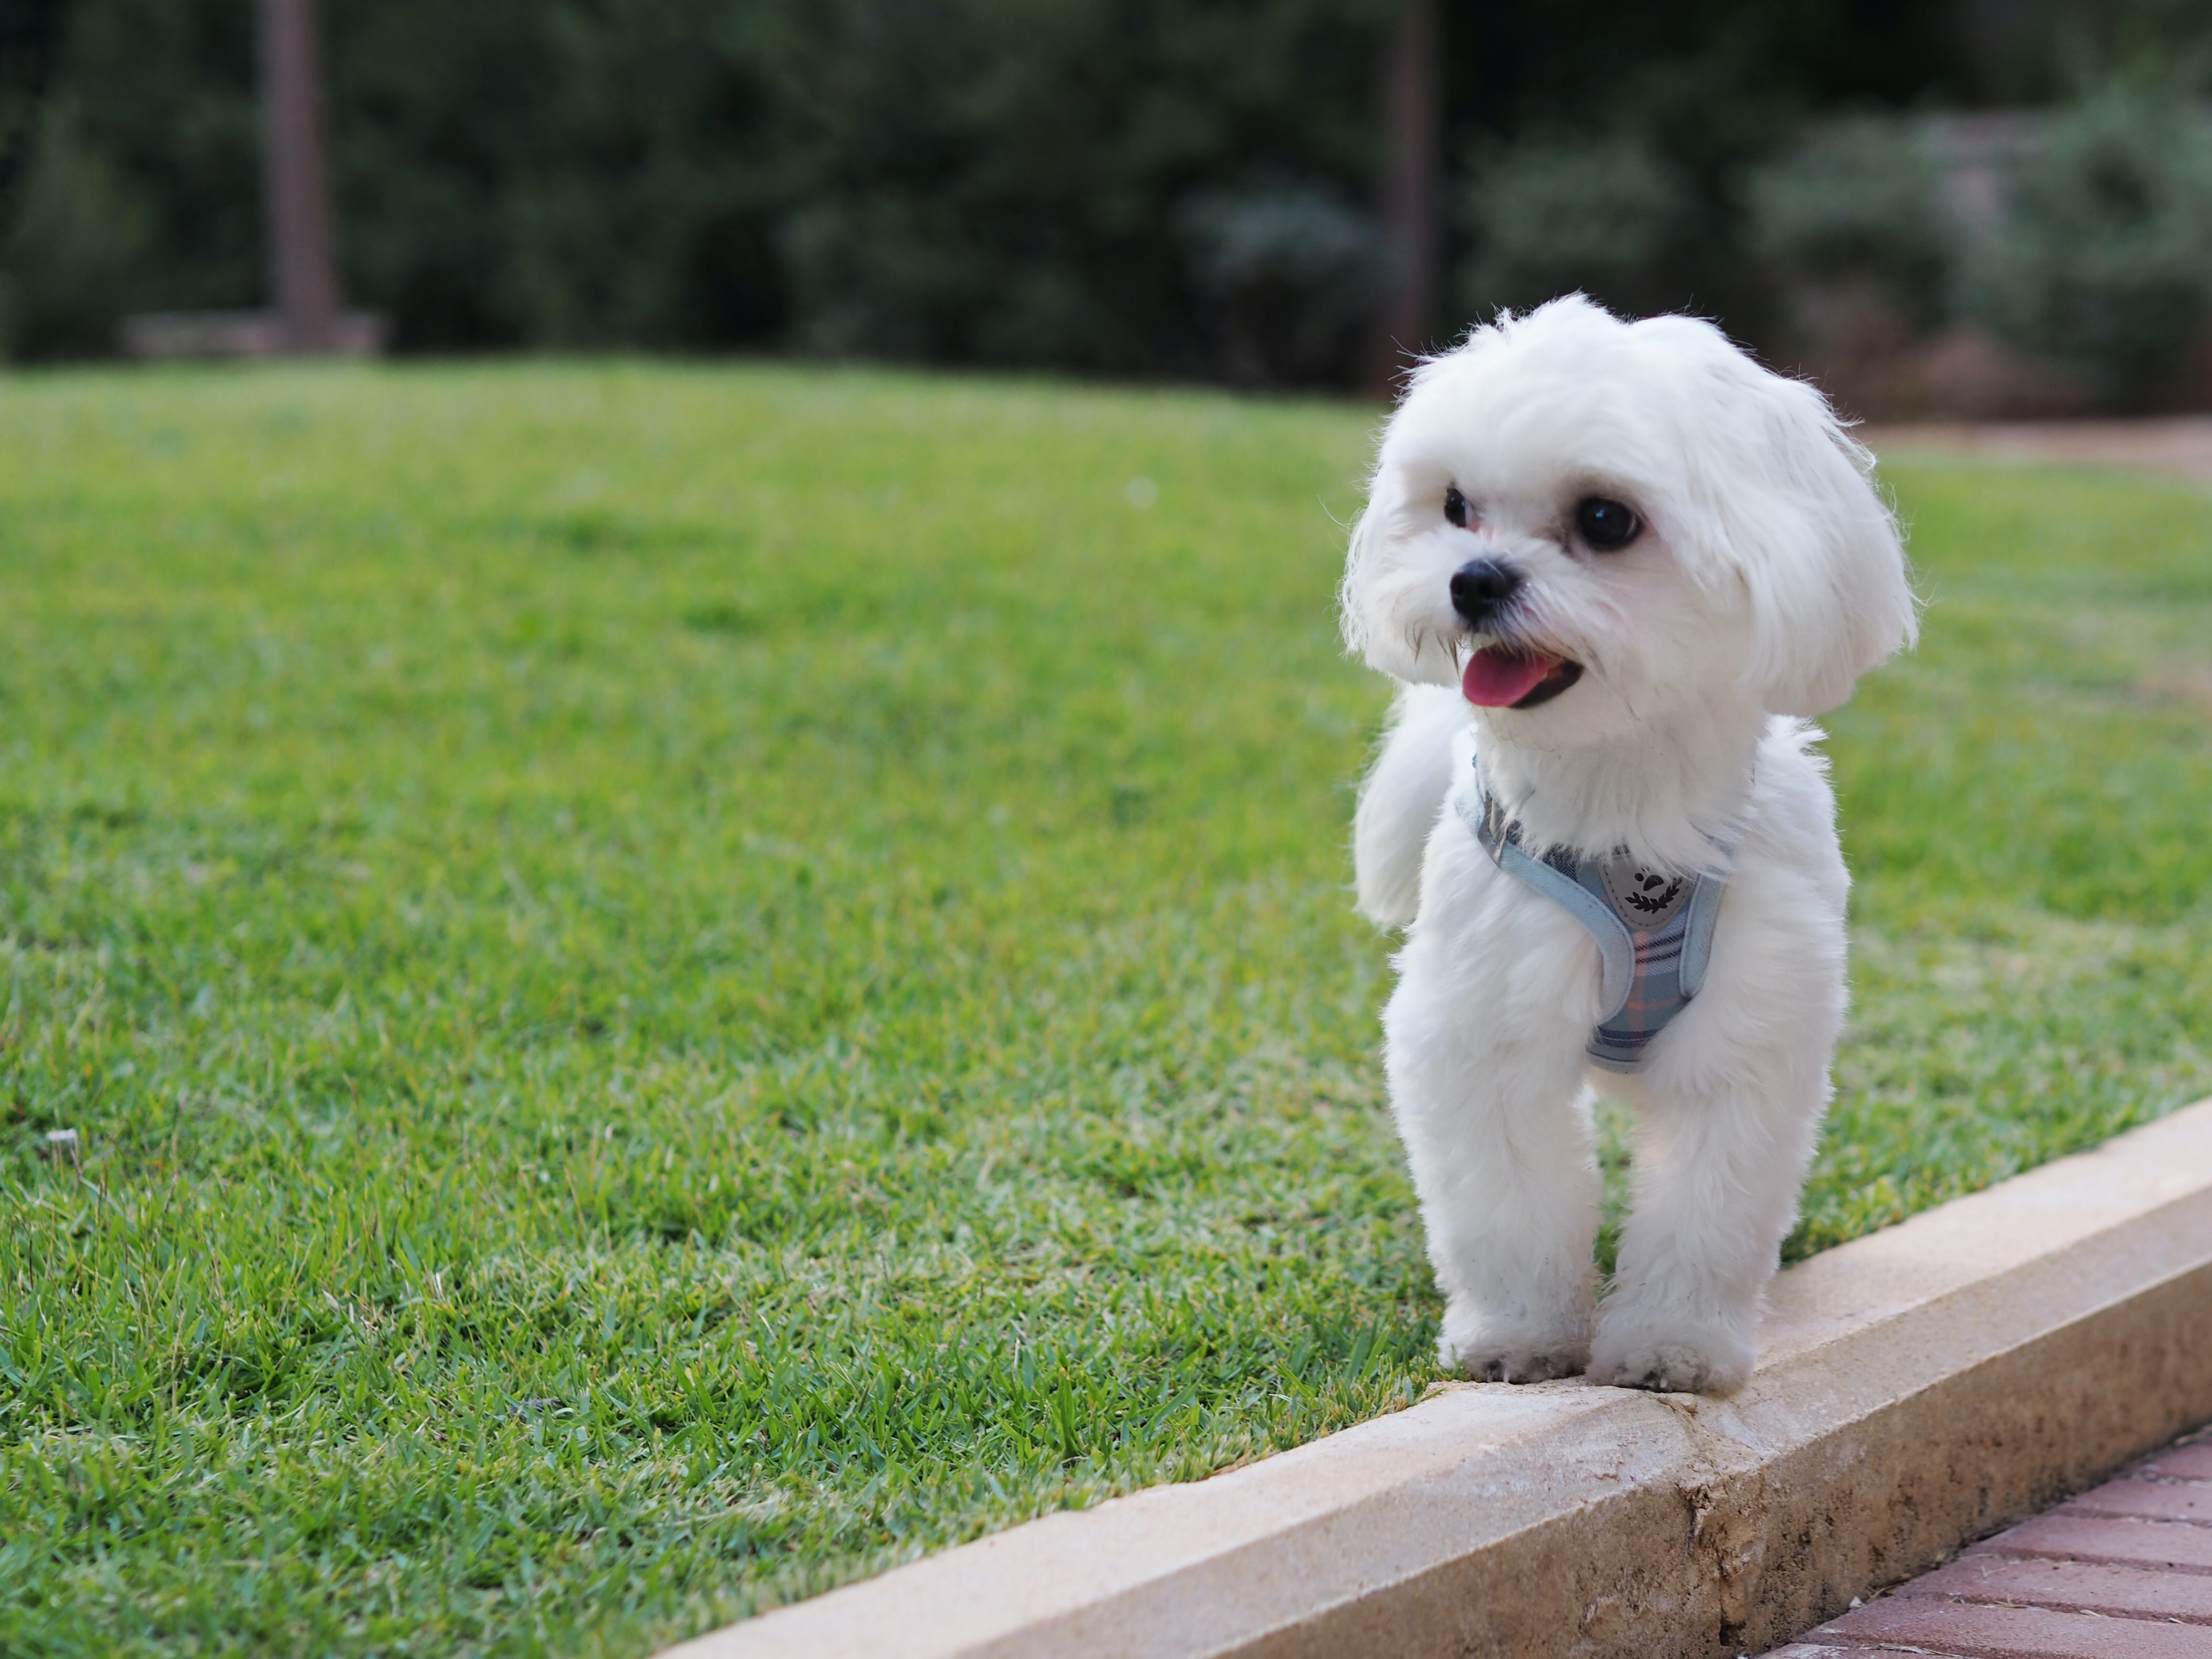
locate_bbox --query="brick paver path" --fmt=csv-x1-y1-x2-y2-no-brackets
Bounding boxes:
1760,1427,2212,1657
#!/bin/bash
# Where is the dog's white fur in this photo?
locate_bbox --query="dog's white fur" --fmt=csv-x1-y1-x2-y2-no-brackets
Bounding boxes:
1343,296,1914,1394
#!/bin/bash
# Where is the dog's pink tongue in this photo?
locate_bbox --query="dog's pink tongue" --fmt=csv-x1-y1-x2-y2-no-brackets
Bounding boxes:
1462,647,1558,707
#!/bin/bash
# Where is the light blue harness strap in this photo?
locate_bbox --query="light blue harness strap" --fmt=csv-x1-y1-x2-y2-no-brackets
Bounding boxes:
1678,864,1725,1000
1453,791,1634,1022
1455,760,1737,1074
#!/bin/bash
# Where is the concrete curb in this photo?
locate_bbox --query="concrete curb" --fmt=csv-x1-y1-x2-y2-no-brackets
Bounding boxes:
666,1099,2212,1659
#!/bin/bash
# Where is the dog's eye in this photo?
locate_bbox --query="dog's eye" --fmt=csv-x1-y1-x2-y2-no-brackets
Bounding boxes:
1444,486,1469,528
1575,497,1640,551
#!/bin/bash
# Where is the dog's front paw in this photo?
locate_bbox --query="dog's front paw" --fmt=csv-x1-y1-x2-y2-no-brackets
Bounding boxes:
1450,1343,1589,1384
1439,1303,1590,1383
1589,1312,1752,1396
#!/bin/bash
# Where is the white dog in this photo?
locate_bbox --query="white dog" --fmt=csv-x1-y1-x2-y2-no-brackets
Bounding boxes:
1343,295,1914,1395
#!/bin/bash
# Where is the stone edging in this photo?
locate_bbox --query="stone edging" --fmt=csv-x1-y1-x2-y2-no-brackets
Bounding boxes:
663,1097,2212,1659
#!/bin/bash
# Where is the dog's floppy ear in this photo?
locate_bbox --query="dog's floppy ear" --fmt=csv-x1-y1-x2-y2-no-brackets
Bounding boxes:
1339,466,1441,683
1337,481,1387,666
1714,367,1917,718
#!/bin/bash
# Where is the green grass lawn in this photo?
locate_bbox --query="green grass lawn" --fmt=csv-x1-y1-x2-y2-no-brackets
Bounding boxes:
2,364,2207,1658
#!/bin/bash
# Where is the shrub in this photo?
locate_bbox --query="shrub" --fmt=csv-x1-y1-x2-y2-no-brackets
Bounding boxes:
0,0,1392,371
1966,87,2212,405
1746,119,1946,324
1177,184,1385,384
0,99,150,358
1457,135,1690,322
0,0,2035,373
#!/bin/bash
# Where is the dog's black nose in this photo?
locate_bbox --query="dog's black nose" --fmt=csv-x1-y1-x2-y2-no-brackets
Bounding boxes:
1450,558,1522,625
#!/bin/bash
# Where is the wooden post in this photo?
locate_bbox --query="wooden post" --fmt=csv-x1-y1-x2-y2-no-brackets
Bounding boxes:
1365,0,1441,400
260,0,342,353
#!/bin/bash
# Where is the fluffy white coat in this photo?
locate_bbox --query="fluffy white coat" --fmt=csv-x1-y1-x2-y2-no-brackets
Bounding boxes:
1343,296,1915,1393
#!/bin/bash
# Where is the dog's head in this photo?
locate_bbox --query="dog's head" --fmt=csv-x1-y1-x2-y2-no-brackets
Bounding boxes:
1340,296,1915,739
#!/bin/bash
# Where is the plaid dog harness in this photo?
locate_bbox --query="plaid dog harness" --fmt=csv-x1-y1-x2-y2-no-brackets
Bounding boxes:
1453,764,1730,1074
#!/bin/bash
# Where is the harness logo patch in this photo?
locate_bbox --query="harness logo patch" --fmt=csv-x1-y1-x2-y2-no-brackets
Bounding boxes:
1599,855,1689,929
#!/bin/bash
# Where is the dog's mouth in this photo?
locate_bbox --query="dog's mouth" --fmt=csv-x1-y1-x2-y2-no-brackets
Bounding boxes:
1461,646,1584,710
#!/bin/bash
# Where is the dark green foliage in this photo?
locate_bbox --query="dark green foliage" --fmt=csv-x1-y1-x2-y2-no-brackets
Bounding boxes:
1965,86,2212,404
329,0,801,351
39,1,2212,381
1458,136,1690,321
0,0,1995,370
39,0,259,319
0,98,150,358
749,1,1392,373
1745,118,1948,324
1,0,1397,370
1178,184,1386,383
0,0,67,205
1445,1,1967,335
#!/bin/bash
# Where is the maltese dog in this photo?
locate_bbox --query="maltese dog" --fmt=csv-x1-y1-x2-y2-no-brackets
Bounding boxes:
1342,295,1914,1395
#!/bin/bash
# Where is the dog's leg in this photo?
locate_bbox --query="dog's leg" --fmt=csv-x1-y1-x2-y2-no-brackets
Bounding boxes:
1588,1071,1826,1395
1588,780,1849,1396
1354,684,1466,930
1393,1066,1600,1381
1589,968,1837,1395
1385,872,1603,1380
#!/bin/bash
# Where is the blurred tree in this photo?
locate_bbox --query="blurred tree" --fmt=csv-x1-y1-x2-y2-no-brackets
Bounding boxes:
1742,116,1949,416
262,0,347,351
1457,136,1690,322
0,0,85,357
329,0,803,351
0,0,66,205
1746,120,1948,324
1366,0,1440,387
3,0,1397,368
15,0,258,339
2,94,148,358
24,0,2212,382
1966,84,2212,404
1444,1,1965,337
1951,0,2212,104
769,1,1392,374
1180,183,1388,382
